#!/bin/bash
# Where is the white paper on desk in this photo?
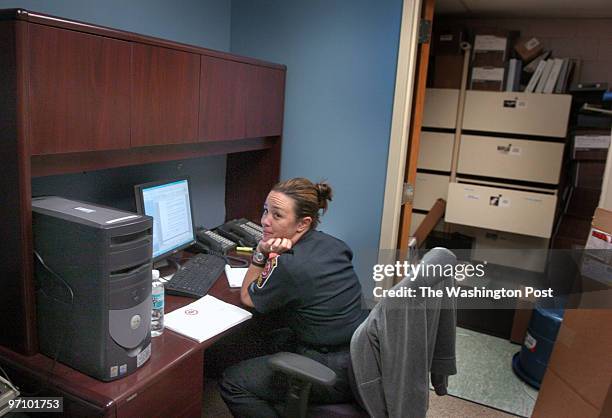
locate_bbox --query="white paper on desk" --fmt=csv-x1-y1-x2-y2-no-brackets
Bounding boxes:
164,295,252,343
225,265,248,288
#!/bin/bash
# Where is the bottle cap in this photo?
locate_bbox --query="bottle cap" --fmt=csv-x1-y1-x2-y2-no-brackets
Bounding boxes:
152,269,160,280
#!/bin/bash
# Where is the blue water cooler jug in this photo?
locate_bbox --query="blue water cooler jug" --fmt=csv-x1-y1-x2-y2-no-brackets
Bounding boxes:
512,303,565,388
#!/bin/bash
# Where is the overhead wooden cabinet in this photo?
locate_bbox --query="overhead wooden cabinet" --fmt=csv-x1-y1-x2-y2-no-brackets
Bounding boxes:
246,65,285,138
28,24,131,154
0,8,286,357
199,58,284,141
199,56,249,141
131,44,200,146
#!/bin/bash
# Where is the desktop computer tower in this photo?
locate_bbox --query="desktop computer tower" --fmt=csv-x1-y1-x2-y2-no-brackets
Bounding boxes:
32,197,154,381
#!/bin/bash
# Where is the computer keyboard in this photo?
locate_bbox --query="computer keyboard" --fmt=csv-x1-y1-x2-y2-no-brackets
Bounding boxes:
165,254,226,298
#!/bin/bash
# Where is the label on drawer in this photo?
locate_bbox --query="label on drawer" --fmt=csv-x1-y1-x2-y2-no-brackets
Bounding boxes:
489,195,511,207
495,144,522,155
465,193,480,200
502,99,527,108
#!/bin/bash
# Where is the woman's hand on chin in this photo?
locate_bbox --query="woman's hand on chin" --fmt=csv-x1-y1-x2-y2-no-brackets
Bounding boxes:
258,237,292,256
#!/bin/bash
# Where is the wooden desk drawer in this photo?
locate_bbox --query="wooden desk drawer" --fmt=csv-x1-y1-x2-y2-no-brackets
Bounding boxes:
458,135,565,184
414,173,449,211
418,131,454,171
117,349,203,418
463,91,571,138
445,182,557,238
423,88,459,129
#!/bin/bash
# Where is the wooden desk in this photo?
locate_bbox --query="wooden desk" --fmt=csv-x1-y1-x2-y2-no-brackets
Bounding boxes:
0,8,283,355
0,270,245,418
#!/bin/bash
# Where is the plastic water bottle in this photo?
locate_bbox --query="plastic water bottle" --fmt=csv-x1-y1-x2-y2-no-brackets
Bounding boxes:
151,269,164,337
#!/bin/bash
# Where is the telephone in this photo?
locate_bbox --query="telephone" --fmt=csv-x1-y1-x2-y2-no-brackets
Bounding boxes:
195,227,237,255
215,218,263,248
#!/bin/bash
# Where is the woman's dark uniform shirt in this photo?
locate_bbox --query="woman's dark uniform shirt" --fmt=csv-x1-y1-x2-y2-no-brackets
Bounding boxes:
248,229,367,347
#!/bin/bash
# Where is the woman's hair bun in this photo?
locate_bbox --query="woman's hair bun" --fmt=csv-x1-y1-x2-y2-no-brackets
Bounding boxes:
315,182,333,213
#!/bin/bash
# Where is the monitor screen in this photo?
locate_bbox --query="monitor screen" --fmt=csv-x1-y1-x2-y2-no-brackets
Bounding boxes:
134,178,196,261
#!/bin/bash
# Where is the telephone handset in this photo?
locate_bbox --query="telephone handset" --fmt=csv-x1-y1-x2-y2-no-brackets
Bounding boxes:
216,218,263,248
195,227,237,255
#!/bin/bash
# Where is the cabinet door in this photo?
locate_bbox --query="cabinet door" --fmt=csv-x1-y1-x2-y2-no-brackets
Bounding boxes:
199,56,248,141
246,66,285,138
29,25,131,155
131,44,200,146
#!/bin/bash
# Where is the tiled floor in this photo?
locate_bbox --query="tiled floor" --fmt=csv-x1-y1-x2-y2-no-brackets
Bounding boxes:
447,327,539,417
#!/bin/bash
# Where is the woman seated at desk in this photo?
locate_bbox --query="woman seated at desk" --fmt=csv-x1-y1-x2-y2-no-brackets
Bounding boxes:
220,177,367,417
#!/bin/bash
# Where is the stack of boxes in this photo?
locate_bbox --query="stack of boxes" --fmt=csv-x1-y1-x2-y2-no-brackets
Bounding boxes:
469,29,516,91
552,129,610,249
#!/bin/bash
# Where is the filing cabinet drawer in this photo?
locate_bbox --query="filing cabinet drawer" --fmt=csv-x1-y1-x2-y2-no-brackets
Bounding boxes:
463,91,571,138
410,212,445,236
414,173,449,211
423,88,459,129
458,135,565,184
418,131,454,171
445,182,557,238
453,224,549,272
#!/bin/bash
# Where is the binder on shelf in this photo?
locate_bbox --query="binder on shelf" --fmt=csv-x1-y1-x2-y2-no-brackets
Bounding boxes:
554,58,571,93
535,59,555,93
524,50,551,73
505,59,522,92
525,59,546,93
543,58,564,94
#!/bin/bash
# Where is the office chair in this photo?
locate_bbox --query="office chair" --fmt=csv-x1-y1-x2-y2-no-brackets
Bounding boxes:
268,247,458,418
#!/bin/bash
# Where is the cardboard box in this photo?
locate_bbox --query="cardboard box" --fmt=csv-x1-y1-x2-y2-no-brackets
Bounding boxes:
469,67,504,91
472,30,513,68
433,27,466,55
592,207,612,234
533,368,601,418
537,208,612,416
433,55,464,89
514,37,543,63
581,207,612,285
542,310,612,408
572,130,611,161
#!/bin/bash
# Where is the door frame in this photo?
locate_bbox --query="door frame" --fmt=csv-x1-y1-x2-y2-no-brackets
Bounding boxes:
378,0,426,255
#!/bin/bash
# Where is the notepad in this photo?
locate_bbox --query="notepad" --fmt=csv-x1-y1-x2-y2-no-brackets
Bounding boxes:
225,265,248,288
164,295,252,343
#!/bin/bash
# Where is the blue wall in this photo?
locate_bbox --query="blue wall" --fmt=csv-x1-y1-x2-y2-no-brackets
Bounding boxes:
231,0,403,284
2,0,232,228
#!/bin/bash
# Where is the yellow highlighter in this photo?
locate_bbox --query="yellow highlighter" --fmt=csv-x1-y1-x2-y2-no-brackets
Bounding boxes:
236,246,254,253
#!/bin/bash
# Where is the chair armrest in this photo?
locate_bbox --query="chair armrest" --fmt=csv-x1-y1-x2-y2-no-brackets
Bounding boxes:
268,352,337,387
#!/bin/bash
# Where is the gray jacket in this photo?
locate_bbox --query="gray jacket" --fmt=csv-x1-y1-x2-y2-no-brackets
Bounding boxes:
350,248,457,418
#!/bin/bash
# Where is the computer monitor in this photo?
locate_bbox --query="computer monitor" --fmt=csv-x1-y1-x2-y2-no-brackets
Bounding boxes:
134,177,196,262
